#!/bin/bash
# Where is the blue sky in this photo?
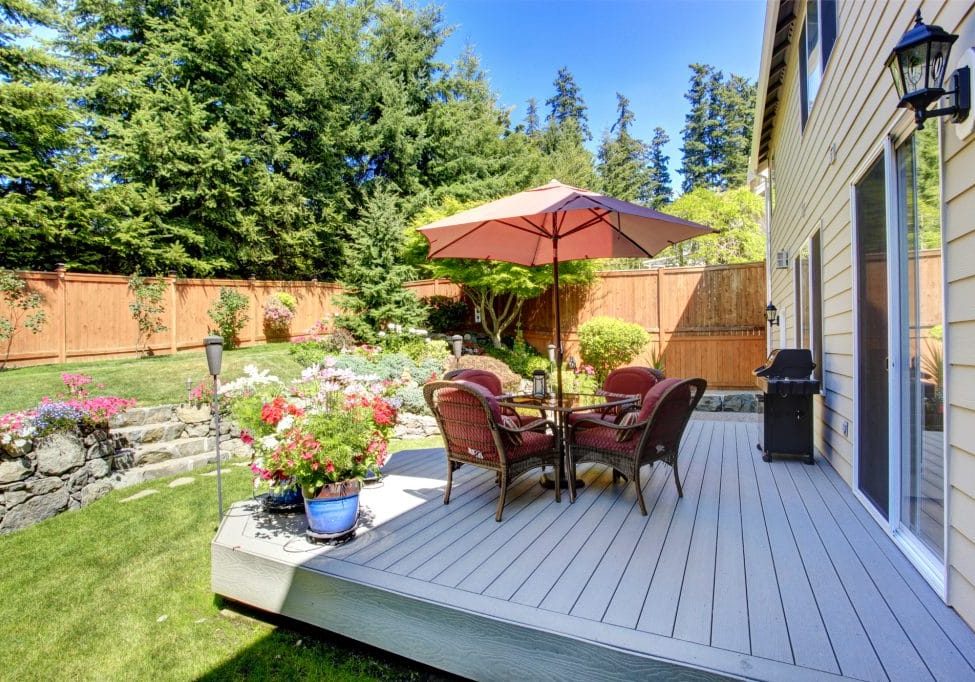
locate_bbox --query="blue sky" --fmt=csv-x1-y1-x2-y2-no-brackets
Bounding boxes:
432,0,767,190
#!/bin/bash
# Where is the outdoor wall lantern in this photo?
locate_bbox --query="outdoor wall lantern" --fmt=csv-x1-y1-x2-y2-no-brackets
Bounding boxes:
886,10,970,129
532,369,548,398
765,303,780,327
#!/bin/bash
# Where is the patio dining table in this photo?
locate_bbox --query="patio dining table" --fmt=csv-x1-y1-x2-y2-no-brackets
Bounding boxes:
498,392,640,490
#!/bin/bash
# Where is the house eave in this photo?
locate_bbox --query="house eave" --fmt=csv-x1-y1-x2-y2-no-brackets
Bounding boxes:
750,0,798,174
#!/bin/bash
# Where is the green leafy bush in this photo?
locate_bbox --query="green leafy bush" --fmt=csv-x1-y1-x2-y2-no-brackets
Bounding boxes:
578,316,649,383
208,287,250,349
392,385,429,415
423,295,468,333
0,270,47,371
127,272,168,357
484,329,549,378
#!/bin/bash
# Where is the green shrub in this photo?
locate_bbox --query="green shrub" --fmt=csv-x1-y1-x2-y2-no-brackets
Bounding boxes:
578,316,649,383
127,272,168,357
208,287,250,349
392,385,430,415
484,328,550,378
423,295,468,333
274,292,297,311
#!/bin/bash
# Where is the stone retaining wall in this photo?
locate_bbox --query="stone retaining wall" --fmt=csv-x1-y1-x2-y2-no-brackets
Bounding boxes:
0,429,120,533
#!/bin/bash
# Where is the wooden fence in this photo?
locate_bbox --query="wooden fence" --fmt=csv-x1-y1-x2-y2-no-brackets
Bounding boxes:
1,264,767,387
519,262,768,388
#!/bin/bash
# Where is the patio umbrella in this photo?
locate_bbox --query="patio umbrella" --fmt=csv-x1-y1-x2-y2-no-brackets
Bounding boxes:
417,179,711,400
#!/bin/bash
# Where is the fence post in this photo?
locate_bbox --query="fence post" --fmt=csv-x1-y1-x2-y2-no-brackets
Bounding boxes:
55,264,67,363
167,272,178,355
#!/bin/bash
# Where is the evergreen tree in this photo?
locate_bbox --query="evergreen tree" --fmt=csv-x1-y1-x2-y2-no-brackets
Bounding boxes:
0,1,100,271
545,66,590,139
680,63,755,192
597,93,647,201
524,97,540,138
642,127,672,208
680,63,721,193
335,187,425,341
714,74,756,189
540,118,598,190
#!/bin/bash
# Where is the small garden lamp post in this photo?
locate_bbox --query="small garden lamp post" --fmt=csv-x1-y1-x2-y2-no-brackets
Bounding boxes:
886,10,970,129
765,303,780,327
204,335,224,521
450,335,463,366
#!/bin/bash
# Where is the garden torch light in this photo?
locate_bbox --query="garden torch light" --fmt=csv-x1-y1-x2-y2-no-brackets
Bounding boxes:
451,335,463,367
204,335,224,521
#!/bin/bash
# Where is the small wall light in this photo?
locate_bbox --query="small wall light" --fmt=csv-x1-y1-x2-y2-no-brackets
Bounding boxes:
765,303,780,327
887,11,971,129
450,334,463,361
775,250,790,269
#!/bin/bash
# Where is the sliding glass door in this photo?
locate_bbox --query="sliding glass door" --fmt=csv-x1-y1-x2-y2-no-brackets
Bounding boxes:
853,127,945,583
895,126,945,559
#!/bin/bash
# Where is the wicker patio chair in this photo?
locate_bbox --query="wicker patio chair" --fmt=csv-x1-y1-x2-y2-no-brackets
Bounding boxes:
424,380,561,521
443,368,546,424
566,377,706,515
569,365,662,426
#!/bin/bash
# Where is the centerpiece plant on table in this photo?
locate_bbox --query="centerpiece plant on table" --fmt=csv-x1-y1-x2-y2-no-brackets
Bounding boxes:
229,360,399,536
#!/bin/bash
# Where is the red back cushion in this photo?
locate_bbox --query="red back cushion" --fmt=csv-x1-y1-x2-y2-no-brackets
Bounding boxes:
636,378,684,422
450,369,503,396
604,367,659,399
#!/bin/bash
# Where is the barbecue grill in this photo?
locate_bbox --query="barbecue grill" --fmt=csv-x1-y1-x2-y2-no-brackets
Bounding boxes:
754,349,820,464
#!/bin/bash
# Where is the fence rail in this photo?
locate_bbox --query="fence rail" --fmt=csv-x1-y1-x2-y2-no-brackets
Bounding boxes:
2,264,767,387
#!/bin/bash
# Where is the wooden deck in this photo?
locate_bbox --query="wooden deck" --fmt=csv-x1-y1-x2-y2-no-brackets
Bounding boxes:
212,416,975,681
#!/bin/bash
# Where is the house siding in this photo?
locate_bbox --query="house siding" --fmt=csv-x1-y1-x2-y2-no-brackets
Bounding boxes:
754,0,975,628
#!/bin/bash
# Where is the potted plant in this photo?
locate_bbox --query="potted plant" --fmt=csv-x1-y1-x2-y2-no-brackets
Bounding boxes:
233,364,397,535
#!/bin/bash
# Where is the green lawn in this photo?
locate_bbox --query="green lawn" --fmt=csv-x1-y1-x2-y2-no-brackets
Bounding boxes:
0,437,447,681
0,343,303,413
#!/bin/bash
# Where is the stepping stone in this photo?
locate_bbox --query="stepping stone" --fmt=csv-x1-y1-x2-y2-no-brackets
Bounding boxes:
120,489,158,503
200,471,219,477
168,477,196,488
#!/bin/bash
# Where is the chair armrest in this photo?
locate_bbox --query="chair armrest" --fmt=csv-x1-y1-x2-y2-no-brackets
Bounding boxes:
569,416,646,435
499,418,556,436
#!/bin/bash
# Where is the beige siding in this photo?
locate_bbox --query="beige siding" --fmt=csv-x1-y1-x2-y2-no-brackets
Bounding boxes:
757,0,975,628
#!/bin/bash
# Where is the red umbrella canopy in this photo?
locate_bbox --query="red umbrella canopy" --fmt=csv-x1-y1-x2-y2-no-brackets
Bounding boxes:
418,180,711,265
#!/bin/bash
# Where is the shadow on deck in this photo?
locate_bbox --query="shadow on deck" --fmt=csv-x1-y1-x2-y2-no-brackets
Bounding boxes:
211,420,975,681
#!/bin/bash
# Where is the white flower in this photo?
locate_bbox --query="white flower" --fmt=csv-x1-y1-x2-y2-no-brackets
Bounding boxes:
260,435,279,450
275,415,295,433
1,433,10,445
13,438,25,448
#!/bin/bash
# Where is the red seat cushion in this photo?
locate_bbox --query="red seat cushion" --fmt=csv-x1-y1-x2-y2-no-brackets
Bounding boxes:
508,430,555,461
636,378,683,422
572,425,637,455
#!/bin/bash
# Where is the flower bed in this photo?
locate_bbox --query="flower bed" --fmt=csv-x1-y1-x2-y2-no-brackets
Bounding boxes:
0,374,135,533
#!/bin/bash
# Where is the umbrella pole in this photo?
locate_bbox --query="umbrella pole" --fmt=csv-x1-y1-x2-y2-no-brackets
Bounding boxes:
552,240,563,405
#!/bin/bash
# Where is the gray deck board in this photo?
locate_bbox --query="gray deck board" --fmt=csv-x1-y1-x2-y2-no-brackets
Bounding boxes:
212,417,975,682
602,420,707,629
708,421,749,654
776,468,932,681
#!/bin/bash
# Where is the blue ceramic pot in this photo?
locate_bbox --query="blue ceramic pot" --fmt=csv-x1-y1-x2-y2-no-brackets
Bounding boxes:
267,483,302,507
303,480,361,535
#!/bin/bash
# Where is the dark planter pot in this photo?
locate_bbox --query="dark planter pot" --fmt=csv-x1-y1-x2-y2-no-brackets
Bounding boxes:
303,480,360,535
261,480,303,512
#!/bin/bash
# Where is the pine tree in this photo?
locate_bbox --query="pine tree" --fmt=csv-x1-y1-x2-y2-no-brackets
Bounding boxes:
335,187,426,341
540,118,598,190
0,1,99,271
714,74,756,189
545,66,590,140
524,97,540,138
597,93,647,201
642,127,672,208
680,63,755,192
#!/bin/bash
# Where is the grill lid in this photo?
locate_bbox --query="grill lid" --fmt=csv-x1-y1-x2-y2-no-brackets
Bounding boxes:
753,348,816,379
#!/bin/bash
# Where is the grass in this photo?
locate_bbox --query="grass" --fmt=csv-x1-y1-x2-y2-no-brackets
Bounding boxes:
0,343,303,413
0,437,447,681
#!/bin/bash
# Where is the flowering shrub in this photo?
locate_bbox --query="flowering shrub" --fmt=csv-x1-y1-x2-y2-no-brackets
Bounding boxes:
0,411,35,452
61,373,94,397
231,361,398,494
263,294,296,331
188,379,213,405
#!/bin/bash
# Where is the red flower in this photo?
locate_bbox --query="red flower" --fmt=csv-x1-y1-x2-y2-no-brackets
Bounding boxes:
240,431,254,445
326,461,335,473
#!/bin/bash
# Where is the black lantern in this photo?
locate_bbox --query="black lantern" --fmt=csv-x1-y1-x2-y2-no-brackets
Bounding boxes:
765,303,780,327
886,11,970,128
532,369,548,398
